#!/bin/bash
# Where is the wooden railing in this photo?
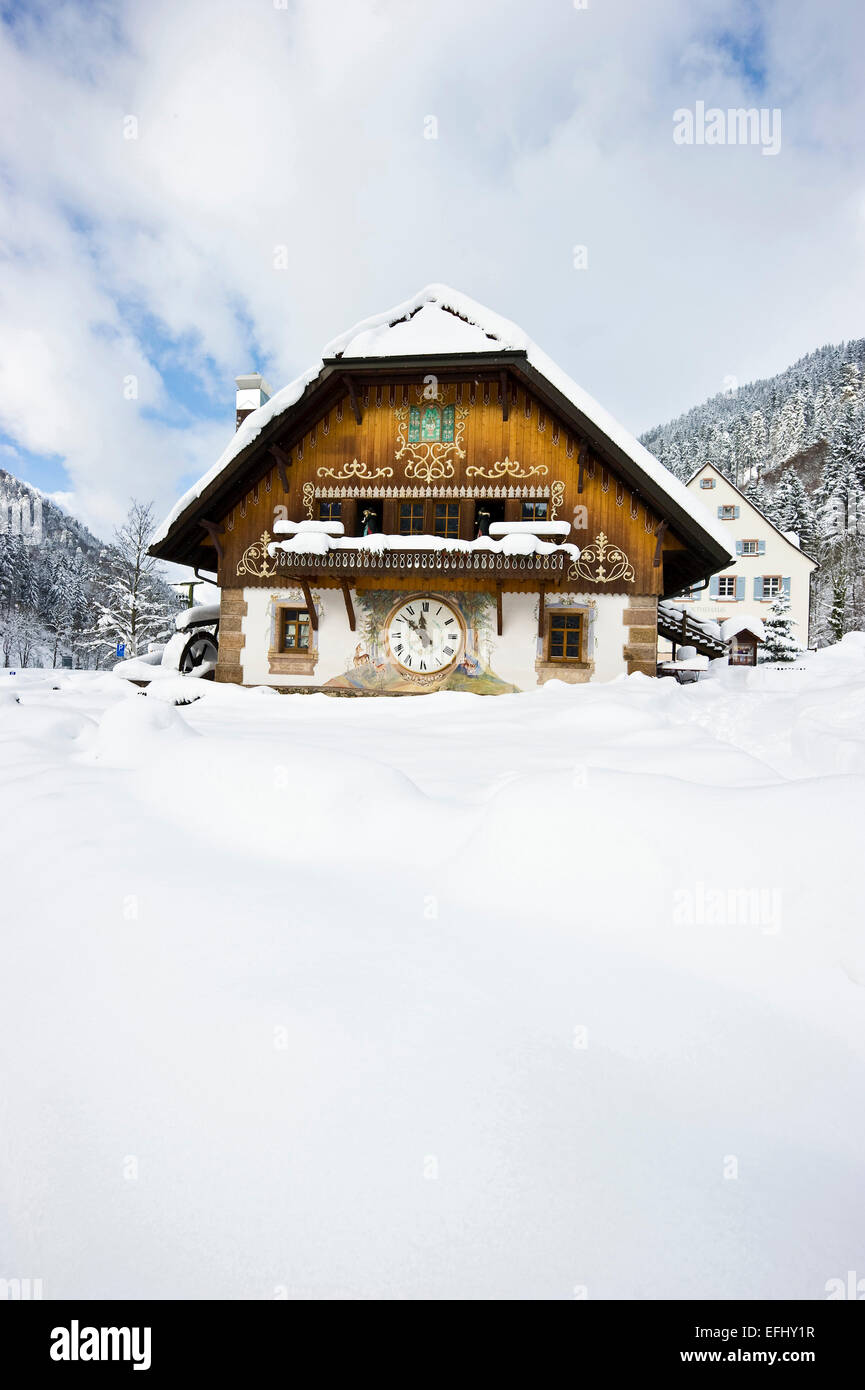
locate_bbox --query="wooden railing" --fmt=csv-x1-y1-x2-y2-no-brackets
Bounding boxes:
269,546,570,579
657,604,728,658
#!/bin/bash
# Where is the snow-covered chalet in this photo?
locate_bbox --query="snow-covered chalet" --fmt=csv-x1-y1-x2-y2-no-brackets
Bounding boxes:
150,286,734,693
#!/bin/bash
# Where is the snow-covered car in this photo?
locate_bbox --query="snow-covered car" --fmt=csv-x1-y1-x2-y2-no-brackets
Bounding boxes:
113,602,220,683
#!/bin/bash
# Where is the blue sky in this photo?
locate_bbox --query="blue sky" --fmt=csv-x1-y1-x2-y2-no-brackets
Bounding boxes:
0,0,862,539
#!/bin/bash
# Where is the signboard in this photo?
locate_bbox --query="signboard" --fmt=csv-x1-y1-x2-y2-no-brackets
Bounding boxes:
116,642,126,659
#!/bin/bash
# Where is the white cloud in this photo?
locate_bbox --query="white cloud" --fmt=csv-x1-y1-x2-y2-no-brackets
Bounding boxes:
0,0,862,534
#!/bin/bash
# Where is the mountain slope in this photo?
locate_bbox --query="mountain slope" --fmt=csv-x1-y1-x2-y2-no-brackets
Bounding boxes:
640,339,865,488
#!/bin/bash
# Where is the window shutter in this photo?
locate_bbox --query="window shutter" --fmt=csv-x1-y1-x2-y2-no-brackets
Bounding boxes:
736,577,745,600
758,540,766,555
736,540,743,555
709,576,719,597
734,506,741,518
717,506,724,518
783,577,791,597
754,577,763,600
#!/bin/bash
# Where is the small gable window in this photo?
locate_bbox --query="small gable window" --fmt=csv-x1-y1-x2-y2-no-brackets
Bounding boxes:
700,478,716,489
408,403,455,443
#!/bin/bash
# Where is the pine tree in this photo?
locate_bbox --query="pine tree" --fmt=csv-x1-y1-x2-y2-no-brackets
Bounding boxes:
772,467,816,549
762,590,800,662
89,501,179,659
828,568,848,643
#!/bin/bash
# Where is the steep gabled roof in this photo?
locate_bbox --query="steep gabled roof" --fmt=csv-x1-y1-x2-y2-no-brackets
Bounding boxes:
151,285,733,572
686,461,819,568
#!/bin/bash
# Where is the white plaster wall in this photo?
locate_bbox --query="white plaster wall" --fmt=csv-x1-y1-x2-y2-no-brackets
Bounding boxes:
241,586,358,686
485,591,630,688
493,592,539,690
685,466,815,641
586,593,632,682
240,585,632,690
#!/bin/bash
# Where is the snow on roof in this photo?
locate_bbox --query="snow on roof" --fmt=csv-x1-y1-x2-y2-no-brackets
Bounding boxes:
720,615,765,643
152,285,733,553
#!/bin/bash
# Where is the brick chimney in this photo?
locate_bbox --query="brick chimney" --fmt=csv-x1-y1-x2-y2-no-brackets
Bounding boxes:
235,372,273,430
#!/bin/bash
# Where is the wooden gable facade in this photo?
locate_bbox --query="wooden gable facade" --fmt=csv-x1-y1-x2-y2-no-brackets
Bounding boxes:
152,308,731,693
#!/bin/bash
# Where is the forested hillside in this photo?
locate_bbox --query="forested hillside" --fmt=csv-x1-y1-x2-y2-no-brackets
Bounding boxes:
641,342,865,643
0,475,180,668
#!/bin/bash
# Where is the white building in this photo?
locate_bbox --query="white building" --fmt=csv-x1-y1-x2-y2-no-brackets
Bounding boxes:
677,462,818,661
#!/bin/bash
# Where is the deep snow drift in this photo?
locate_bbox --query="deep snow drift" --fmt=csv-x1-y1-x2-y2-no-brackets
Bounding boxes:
2,639,865,1299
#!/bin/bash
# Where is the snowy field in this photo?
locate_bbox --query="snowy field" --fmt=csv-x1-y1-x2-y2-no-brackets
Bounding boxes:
2,640,865,1301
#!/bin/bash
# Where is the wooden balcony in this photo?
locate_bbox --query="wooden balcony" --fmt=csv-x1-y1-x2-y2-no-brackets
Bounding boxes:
270,542,570,582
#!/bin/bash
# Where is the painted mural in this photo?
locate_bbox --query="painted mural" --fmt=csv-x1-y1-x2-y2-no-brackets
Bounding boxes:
323,589,520,695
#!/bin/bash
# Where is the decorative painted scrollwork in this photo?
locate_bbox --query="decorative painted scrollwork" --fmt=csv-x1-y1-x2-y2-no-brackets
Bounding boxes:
302,482,315,519
404,457,456,483
568,531,635,586
466,456,549,481
237,531,278,580
550,479,565,520
316,458,394,483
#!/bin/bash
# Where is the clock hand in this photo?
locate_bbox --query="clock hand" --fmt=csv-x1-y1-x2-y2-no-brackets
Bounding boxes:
402,615,431,646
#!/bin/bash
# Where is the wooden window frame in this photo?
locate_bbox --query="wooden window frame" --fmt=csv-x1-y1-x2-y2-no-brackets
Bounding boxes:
317,499,342,523
546,610,585,664
279,606,312,653
740,538,759,555
433,502,460,538
717,575,738,600
521,499,550,523
720,504,737,520
397,501,426,536
761,575,783,600
700,478,716,489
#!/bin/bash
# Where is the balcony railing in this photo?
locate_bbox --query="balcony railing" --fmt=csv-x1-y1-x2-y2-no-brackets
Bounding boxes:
270,545,570,578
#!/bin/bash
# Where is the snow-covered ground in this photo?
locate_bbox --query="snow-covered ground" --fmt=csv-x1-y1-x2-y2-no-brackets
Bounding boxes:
2,640,865,1300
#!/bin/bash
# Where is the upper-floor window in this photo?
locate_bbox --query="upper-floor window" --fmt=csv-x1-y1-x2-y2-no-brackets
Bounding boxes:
741,539,759,555
700,478,716,489
717,575,738,599
398,502,425,535
433,503,460,538
408,404,456,444
719,504,738,520
318,500,342,522
521,500,549,523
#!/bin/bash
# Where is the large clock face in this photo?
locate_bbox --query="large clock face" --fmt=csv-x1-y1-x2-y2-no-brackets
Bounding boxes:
385,595,465,677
